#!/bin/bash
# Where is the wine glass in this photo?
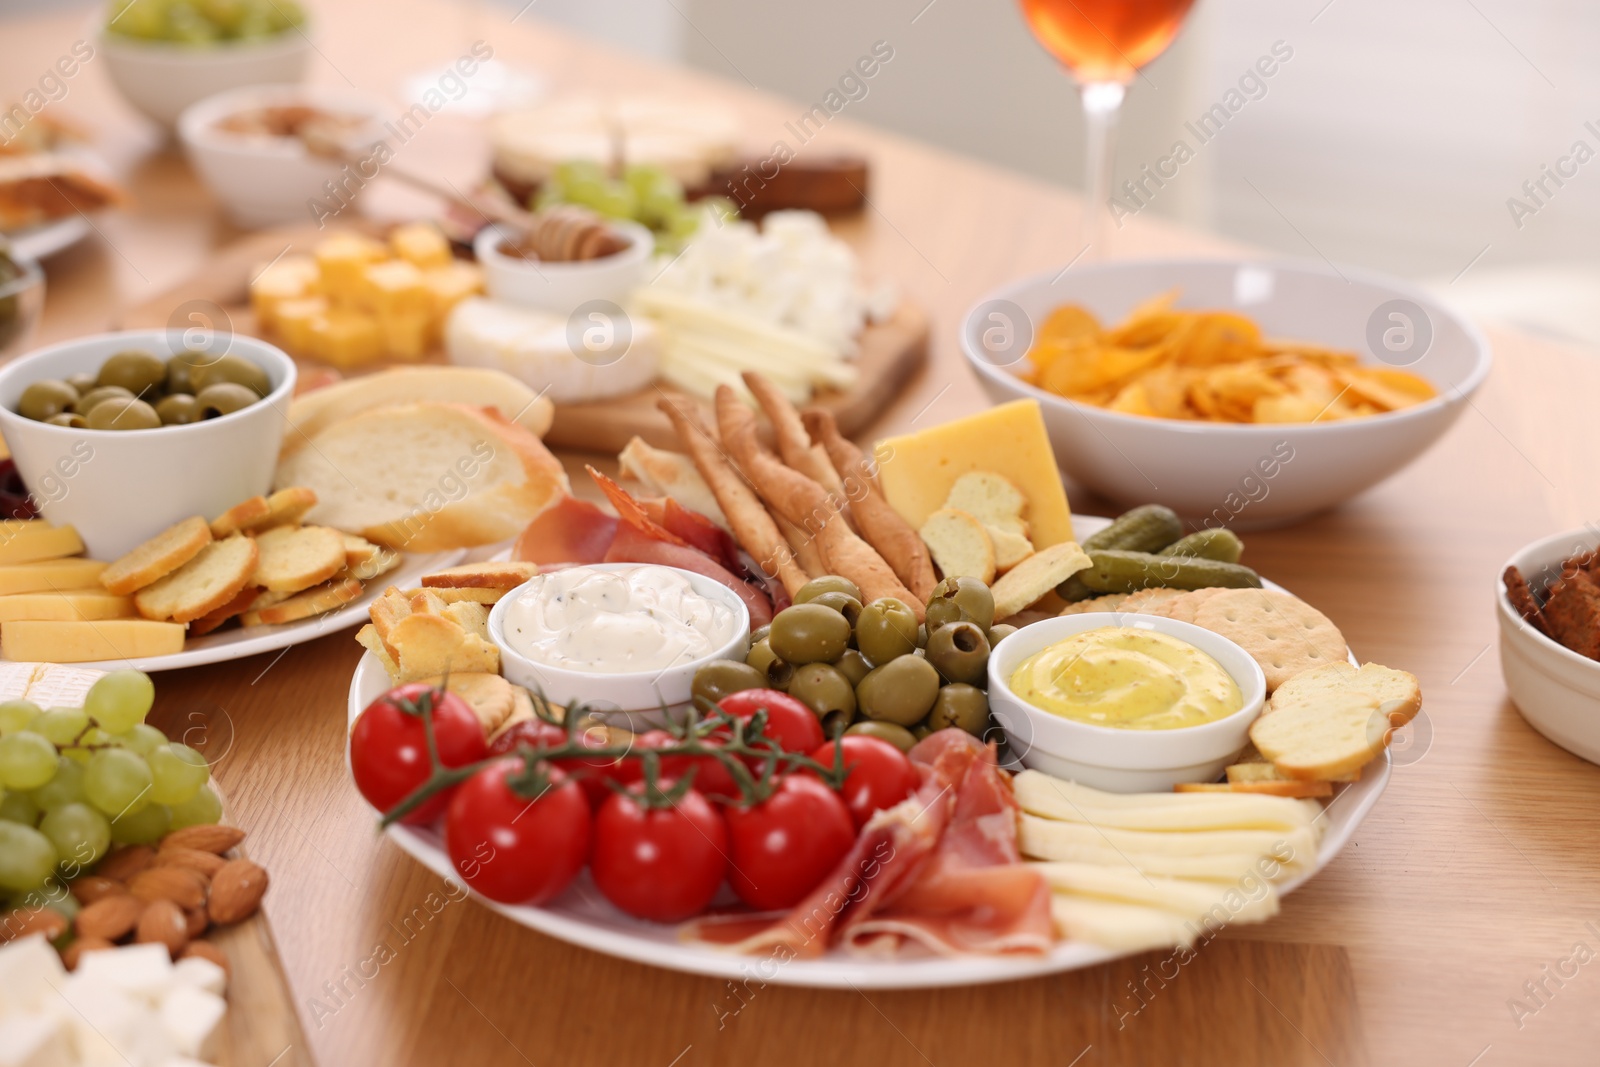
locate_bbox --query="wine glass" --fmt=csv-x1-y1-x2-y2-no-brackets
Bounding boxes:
1018,0,1198,260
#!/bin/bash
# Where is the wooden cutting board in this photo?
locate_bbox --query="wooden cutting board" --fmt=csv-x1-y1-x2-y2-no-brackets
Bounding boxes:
212,905,314,1066
118,221,929,457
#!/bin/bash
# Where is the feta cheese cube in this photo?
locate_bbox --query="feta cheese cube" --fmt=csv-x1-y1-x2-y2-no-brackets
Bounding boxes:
74,942,173,1004
0,1014,72,1067
170,956,226,997
56,973,175,1066
159,985,225,1061
0,934,66,1013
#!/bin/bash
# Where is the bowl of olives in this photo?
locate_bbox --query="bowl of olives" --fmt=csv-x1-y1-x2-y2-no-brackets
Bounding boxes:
0,329,295,559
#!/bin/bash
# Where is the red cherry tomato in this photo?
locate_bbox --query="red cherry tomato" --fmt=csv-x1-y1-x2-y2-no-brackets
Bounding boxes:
591,783,728,922
445,759,591,905
724,775,856,910
487,719,566,755
716,689,824,755
807,736,917,829
350,683,489,825
637,728,740,801
489,719,640,807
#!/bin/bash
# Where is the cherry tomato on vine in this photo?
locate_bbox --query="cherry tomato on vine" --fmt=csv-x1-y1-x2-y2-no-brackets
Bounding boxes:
715,689,824,755
637,728,739,801
807,736,917,829
490,719,641,807
724,775,856,910
445,760,591,905
592,783,728,922
350,683,489,825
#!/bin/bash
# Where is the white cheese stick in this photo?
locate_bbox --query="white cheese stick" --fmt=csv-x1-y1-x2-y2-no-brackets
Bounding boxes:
1049,895,1201,953
1016,814,1316,876
1033,862,1281,925
1014,770,1322,834
1019,817,1290,882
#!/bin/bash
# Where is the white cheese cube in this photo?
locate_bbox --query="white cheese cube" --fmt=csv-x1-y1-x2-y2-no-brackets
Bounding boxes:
0,934,67,1013
56,973,164,1066
0,1014,73,1067
75,942,173,1004
159,985,225,1060
170,956,226,997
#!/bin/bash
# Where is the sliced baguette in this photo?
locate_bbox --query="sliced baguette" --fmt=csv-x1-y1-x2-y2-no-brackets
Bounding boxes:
133,535,258,624
1267,661,1422,725
252,525,346,594
279,366,556,449
944,471,1028,536
101,517,212,596
1249,693,1389,782
920,508,995,584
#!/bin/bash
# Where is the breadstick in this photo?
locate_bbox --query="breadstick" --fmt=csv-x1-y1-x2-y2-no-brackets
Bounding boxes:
743,372,847,501
657,397,811,597
716,387,924,620
803,408,937,602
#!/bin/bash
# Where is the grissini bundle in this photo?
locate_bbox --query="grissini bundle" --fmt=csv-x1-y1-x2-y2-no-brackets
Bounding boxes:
743,371,849,504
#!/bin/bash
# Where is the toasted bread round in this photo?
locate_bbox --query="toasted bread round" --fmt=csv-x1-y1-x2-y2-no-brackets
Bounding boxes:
187,585,262,637
252,524,346,594
254,487,319,532
134,535,259,624
241,577,363,626
1267,661,1422,725
920,508,996,585
102,516,212,596
420,561,540,591
209,497,270,539
1249,692,1387,781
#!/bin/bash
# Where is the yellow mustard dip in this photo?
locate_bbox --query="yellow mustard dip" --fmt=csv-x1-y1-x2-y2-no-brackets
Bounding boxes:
1009,626,1243,730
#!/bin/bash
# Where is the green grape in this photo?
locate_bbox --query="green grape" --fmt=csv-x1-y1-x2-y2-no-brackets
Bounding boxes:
198,0,246,30
83,748,153,817
167,784,221,830
0,790,38,826
265,0,304,30
30,758,85,812
0,822,58,891
34,708,89,748
85,670,155,734
64,727,114,766
40,803,111,869
0,732,58,790
109,803,169,845
0,700,39,735
114,724,168,756
147,744,209,805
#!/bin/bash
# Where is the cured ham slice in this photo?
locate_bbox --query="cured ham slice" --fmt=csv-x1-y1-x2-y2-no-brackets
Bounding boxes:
512,495,617,565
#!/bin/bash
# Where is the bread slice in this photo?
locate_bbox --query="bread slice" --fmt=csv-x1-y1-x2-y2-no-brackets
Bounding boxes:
944,471,1028,536
101,516,212,596
273,403,571,552
1267,661,1422,726
133,535,259,624
384,612,500,682
398,585,505,605
1174,780,1334,798
210,497,270,539
920,509,996,584
279,367,556,451
188,585,262,637
252,525,346,594
986,524,1034,573
241,577,363,626
1249,693,1388,782
254,487,319,531
420,561,540,591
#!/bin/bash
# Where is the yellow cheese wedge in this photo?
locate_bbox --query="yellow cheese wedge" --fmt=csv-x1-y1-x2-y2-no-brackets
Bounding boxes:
0,559,107,596
873,400,1076,549
0,591,135,622
1,620,186,663
0,522,84,565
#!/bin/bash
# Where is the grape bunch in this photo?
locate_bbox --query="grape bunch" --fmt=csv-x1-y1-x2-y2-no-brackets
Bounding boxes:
0,670,219,900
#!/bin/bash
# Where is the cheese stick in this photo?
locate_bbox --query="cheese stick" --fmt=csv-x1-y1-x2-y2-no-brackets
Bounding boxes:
1014,771,1322,835
1049,896,1201,953
1033,862,1281,924
1019,818,1292,882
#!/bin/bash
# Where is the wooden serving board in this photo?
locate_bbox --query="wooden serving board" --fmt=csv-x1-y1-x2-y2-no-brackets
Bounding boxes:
212,905,315,1067
118,221,929,457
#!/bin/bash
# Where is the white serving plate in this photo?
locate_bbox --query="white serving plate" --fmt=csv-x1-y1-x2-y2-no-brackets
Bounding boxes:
6,217,91,262
16,547,463,673
345,515,1390,988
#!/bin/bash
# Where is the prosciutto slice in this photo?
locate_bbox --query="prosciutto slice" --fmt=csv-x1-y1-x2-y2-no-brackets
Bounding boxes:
512,495,617,566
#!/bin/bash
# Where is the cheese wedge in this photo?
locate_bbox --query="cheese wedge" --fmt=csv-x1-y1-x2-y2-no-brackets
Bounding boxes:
0,591,135,622
2,620,186,663
0,559,108,596
24,663,106,706
0,522,84,565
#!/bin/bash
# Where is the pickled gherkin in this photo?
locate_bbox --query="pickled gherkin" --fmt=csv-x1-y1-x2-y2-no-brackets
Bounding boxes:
1157,527,1244,564
1078,550,1261,594
1079,504,1183,554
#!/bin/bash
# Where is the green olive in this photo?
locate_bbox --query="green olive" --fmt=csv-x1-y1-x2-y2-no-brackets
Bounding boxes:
988,623,1019,645
154,394,201,426
73,385,133,415
768,603,851,665
45,412,87,428
17,380,80,422
855,597,919,666
926,576,995,635
188,353,270,397
844,720,918,753
690,659,766,708
820,709,853,739
856,655,940,727
833,648,871,688
925,622,990,686
917,623,928,648
807,590,863,631
64,372,96,396
96,350,166,396
745,637,780,675
912,723,935,741
794,575,862,605
929,683,989,736
750,624,771,646
85,397,161,431
788,663,856,721
165,353,203,395
194,382,259,418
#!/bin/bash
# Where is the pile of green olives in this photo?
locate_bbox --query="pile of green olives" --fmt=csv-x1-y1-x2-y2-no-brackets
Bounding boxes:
16,350,271,431
689,574,1020,754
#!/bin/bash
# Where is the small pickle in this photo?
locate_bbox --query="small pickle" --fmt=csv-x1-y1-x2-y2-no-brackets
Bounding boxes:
793,575,862,605
85,397,160,431
1079,549,1262,594
807,591,863,630
1080,504,1183,554
855,597,919,666
925,576,995,635
788,663,857,721
834,648,872,687
1157,527,1244,564
690,660,766,708
929,683,989,736
856,655,940,727
17,380,79,422
925,622,991,686
844,720,918,753
768,603,852,665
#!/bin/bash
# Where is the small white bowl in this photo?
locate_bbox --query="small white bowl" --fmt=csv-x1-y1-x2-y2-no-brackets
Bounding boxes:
178,85,390,228
960,258,1492,528
987,612,1267,793
99,24,312,129
0,330,295,560
0,255,45,362
1498,528,1600,765
474,220,654,316
487,563,750,726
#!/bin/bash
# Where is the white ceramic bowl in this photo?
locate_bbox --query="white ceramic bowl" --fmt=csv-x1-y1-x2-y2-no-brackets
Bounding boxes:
1498,527,1600,765
986,612,1267,792
0,330,295,560
487,563,750,725
960,258,1492,528
178,85,390,228
475,220,655,316
99,25,312,129
0,256,45,362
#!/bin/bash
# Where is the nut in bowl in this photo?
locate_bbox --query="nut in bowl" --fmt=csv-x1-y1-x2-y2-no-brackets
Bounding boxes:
961,258,1491,527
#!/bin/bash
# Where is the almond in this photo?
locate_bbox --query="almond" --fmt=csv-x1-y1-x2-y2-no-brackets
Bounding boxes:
1,907,67,943
62,936,115,970
136,899,188,958
208,859,267,924
76,895,146,941
69,876,126,906
96,845,156,882
181,940,231,981
155,848,227,878
129,867,208,911
161,825,245,855
184,905,209,939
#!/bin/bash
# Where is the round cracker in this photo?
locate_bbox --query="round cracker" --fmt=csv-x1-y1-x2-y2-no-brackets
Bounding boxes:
1193,588,1347,690
1160,586,1231,625
101,516,212,596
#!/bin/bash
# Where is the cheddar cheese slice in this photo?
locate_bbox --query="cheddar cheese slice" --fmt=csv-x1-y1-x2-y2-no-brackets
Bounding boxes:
0,559,108,595
1,620,186,663
0,522,84,565
0,591,136,622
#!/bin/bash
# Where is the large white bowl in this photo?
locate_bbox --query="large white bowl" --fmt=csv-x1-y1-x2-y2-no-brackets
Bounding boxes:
0,330,295,560
986,612,1267,792
960,258,1492,527
474,220,654,316
178,85,390,228
1498,527,1600,765
99,25,312,129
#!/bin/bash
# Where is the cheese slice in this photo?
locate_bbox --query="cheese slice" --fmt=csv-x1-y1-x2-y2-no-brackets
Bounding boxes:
0,559,107,596
2,620,185,663
0,591,135,622
874,400,1076,549
0,522,83,565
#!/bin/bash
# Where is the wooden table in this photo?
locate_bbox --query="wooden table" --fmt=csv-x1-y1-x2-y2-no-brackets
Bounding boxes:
8,3,1600,1064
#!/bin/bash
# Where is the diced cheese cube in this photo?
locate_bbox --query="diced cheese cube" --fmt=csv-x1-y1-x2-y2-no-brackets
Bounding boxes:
389,221,452,269
0,524,83,566
24,663,105,708
422,261,483,319
0,559,106,595
248,254,317,328
0,1014,73,1067
75,943,173,1004
379,310,431,361
159,985,225,1060
0,591,135,623
314,234,388,300
170,956,226,997
57,973,175,1066
1,620,187,663
358,259,430,319
0,934,67,1011
308,308,384,369
272,295,330,356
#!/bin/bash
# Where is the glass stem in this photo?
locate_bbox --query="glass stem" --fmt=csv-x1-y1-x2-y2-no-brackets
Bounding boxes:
1078,80,1127,262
